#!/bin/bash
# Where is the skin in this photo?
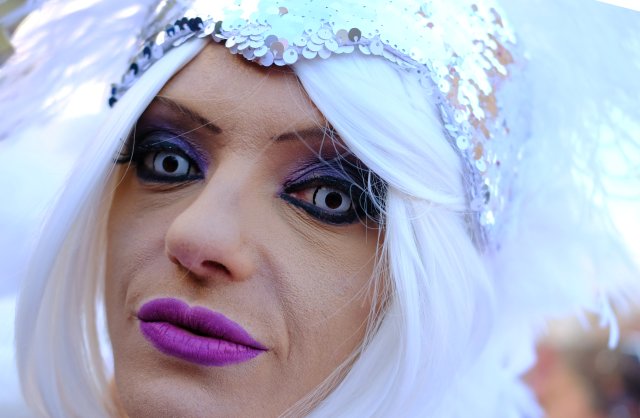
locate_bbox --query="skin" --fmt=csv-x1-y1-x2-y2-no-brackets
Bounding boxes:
106,43,381,418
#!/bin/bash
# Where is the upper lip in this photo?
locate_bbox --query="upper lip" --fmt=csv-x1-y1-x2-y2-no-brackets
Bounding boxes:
137,297,267,350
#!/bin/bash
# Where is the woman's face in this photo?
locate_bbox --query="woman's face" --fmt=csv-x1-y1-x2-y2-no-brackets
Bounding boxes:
106,43,380,418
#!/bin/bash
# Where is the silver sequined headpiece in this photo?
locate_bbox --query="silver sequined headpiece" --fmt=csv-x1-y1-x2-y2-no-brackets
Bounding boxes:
111,0,524,246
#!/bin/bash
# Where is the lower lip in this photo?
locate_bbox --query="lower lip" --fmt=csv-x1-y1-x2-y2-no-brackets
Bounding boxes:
140,321,265,366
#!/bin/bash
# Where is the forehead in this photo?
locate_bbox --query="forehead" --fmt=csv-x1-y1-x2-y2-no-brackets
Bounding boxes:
158,42,325,141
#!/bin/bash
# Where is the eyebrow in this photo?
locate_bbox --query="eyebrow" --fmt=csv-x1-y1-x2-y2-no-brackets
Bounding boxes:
154,96,222,135
274,126,338,143
154,96,337,146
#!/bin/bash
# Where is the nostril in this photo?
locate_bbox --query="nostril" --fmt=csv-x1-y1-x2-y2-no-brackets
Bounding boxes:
202,260,231,276
167,251,231,277
168,254,180,266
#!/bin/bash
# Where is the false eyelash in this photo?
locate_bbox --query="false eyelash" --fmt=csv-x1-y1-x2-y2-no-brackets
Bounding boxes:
114,129,206,183
282,176,358,224
283,158,386,225
322,156,387,224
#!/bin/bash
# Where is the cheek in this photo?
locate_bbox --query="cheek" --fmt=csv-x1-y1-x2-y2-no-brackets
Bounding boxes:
271,226,379,373
105,182,177,334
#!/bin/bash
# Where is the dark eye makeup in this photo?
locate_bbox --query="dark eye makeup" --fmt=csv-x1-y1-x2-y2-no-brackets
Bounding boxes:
280,159,381,225
117,129,206,183
116,127,384,226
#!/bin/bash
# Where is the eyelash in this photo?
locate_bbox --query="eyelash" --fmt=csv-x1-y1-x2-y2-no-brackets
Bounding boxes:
281,176,360,225
281,166,382,226
117,131,381,225
117,131,204,183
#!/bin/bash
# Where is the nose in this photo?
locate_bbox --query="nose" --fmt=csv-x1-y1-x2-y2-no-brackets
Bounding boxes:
164,170,257,282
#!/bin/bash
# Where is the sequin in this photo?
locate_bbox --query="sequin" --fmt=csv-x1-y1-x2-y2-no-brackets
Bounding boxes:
480,210,495,226
155,31,166,45
325,38,339,52
309,32,323,45
358,44,371,55
264,34,278,47
481,184,491,203
151,44,163,59
438,79,450,93
294,36,308,47
306,41,323,52
201,23,216,37
302,46,318,59
225,36,238,48
318,48,331,59
243,48,255,59
213,20,223,35
270,41,285,58
254,45,269,57
381,49,394,61
456,136,470,150
259,50,274,66
318,27,333,40
348,28,362,42
369,38,384,55
283,48,299,64
335,29,349,43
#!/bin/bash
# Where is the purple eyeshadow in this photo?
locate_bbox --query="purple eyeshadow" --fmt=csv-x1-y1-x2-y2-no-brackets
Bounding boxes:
284,158,354,187
142,131,210,174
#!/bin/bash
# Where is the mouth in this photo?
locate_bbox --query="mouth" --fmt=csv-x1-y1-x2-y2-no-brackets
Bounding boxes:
137,298,267,366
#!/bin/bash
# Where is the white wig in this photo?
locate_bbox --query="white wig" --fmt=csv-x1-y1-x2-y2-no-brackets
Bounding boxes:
3,1,640,417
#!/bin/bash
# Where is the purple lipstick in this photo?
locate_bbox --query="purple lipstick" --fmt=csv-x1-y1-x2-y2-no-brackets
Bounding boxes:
137,298,267,366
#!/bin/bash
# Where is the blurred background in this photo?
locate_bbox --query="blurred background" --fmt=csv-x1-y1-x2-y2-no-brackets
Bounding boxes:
528,315,640,418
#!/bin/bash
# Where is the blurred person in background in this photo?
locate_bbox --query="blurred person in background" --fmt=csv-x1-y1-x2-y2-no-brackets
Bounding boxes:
529,314,640,418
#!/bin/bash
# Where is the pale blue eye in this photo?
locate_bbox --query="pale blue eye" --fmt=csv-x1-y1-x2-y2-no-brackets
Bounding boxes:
144,151,192,177
312,187,352,212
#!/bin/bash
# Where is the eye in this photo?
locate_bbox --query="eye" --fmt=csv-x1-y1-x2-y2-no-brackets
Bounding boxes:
311,186,353,213
117,131,205,183
143,151,194,178
281,175,362,225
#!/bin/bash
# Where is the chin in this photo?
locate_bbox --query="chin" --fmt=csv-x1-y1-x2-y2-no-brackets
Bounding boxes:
112,354,289,418
115,375,227,418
